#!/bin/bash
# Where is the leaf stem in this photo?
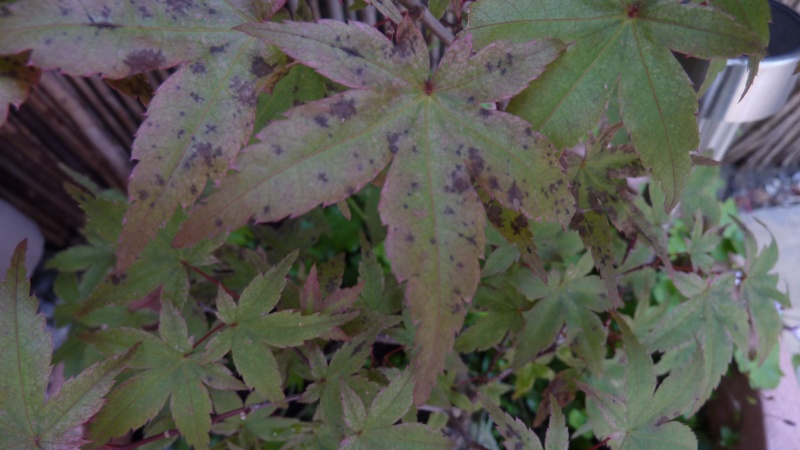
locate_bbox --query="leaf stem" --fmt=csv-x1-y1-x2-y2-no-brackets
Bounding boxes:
192,322,226,349
102,394,302,450
395,0,454,46
181,260,239,299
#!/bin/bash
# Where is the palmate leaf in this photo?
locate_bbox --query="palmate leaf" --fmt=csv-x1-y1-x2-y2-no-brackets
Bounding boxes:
584,318,704,450
175,17,574,403
78,209,223,314
0,51,39,125
478,392,568,450
566,124,671,300
0,0,286,271
510,253,608,371
0,241,136,449
339,370,453,449
205,251,358,405
642,272,748,410
468,0,764,210
734,218,790,363
85,301,246,450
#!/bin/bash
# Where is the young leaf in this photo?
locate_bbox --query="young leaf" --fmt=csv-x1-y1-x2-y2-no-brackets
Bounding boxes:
734,218,790,363
583,317,704,450
176,17,573,404
468,0,764,210
510,254,607,370
79,208,223,314
478,392,568,450
340,370,453,449
205,251,358,404
566,124,671,287
0,241,136,449
0,51,39,125
88,302,245,450
643,272,748,409
0,0,286,271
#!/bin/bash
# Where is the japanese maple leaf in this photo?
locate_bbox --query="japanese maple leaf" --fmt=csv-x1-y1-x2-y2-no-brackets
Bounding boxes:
567,124,671,305
77,208,223,315
584,318,705,450
510,254,608,371
734,218,790,363
204,251,359,405
468,0,765,211
0,0,287,271
84,301,246,450
642,272,748,410
0,241,136,449
175,17,574,403
339,370,453,449
479,392,569,450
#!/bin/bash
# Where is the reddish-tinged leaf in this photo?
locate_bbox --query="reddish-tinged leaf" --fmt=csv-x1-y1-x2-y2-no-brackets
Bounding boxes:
177,18,570,404
0,52,39,125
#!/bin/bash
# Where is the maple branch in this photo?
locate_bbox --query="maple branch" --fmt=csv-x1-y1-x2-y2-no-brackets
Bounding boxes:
395,0,454,46
102,394,302,450
181,260,239,299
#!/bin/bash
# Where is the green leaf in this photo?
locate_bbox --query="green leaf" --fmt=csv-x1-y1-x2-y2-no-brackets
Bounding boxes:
468,0,764,210
79,208,223,314
510,254,607,370
735,218,789,363
88,303,245,449
0,0,289,270
479,391,569,450
176,17,572,404
455,281,527,353
0,51,39,125
206,251,357,403
643,272,747,408
0,241,136,449
341,370,453,449
584,317,703,450
567,124,671,284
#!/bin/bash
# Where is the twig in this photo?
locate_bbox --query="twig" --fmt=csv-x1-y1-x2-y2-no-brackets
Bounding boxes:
103,394,302,450
181,260,239,300
192,322,226,349
395,0,454,45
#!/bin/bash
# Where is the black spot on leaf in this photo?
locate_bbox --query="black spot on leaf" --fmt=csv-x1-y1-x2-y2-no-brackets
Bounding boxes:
467,147,484,173
123,49,165,74
330,98,357,120
314,115,329,128
209,44,227,54
189,92,204,102
91,23,119,30
387,132,400,154
478,108,491,118
507,181,524,206
230,77,257,106
189,61,206,74
318,172,329,183
166,0,193,14
250,56,275,77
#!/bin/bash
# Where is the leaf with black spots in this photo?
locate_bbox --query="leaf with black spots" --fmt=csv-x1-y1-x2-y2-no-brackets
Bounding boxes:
468,0,764,210
175,17,573,403
0,0,288,271
567,124,671,301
